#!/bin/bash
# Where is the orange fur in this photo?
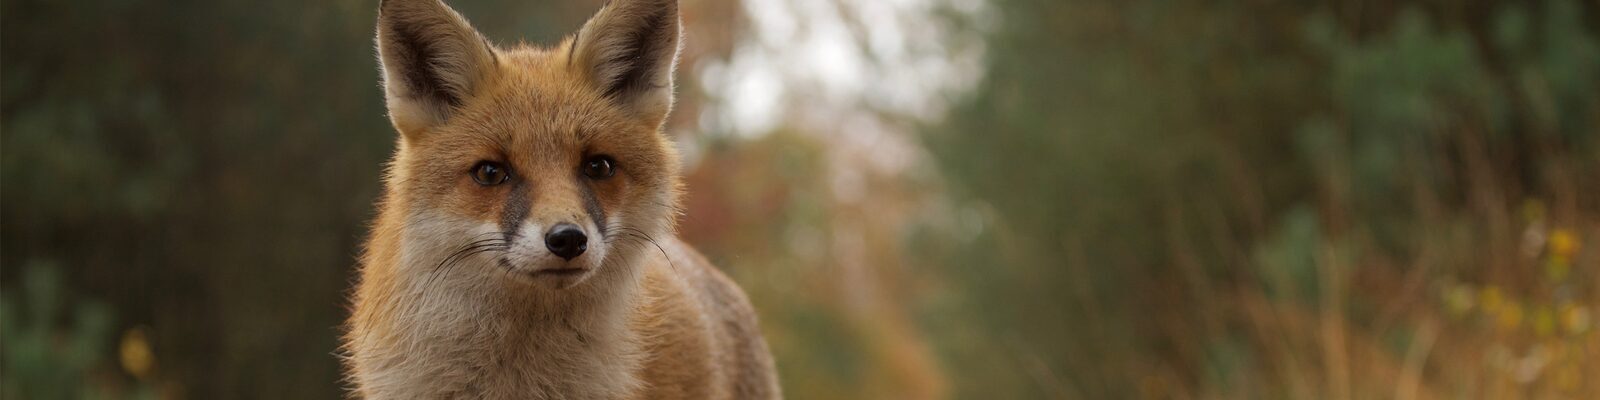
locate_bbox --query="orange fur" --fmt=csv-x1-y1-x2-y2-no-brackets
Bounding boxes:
343,1,781,398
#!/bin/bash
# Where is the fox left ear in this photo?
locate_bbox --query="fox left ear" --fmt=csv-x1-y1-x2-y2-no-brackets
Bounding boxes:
376,0,498,137
568,0,681,126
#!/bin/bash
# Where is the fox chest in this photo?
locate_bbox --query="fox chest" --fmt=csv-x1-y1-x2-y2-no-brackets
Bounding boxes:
451,345,639,400
362,318,642,400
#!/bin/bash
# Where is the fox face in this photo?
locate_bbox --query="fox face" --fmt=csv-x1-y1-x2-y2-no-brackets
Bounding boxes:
376,0,682,290
350,2,782,397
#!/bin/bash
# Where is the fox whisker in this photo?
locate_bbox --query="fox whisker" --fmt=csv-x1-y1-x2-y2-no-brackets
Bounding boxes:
611,227,674,272
426,238,511,287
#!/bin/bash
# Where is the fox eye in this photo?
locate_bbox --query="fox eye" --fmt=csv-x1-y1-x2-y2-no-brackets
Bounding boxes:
582,156,617,180
471,161,511,186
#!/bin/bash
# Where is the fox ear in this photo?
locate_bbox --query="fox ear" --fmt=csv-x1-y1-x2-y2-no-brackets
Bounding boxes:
569,0,681,125
376,0,498,136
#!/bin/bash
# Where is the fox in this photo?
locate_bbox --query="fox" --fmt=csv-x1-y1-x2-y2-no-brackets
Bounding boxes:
340,0,782,398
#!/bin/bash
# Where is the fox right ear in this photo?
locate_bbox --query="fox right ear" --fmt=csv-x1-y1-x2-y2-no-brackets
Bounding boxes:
376,0,498,136
568,0,681,126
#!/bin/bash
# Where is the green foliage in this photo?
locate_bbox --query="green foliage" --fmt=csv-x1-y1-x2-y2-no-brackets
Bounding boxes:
923,0,1599,397
1,262,154,400
1253,207,1323,303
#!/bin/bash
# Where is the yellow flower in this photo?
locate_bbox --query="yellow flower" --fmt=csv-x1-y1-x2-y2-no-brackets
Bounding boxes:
1554,363,1580,392
120,327,155,380
1480,286,1504,314
1561,305,1591,335
1548,229,1579,259
1444,284,1475,318
1496,302,1523,331
1535,307,1557,337
1545,258,1570,282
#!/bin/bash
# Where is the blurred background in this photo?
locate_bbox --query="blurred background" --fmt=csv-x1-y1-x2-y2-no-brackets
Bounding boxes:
4,0,1599,398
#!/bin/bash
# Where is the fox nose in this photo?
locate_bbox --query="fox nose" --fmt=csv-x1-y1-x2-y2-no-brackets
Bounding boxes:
544,223,588,260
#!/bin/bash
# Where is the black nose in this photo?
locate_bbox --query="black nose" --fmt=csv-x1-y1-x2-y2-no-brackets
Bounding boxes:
544,223,588,260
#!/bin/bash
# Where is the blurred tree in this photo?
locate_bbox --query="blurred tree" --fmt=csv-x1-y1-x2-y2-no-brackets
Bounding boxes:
921,0,1598,397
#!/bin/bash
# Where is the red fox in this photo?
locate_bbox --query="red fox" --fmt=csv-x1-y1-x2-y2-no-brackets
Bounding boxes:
342,0,781,398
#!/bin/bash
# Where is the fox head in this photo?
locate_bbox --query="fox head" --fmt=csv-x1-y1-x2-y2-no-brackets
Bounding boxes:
374,0,682,291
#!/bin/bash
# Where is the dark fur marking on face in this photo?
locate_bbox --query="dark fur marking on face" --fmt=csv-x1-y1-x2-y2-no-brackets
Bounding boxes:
577,178,607,237
500,181,532,237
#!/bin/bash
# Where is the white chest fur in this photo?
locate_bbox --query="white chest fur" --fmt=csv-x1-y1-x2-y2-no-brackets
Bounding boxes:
353,258,647,400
